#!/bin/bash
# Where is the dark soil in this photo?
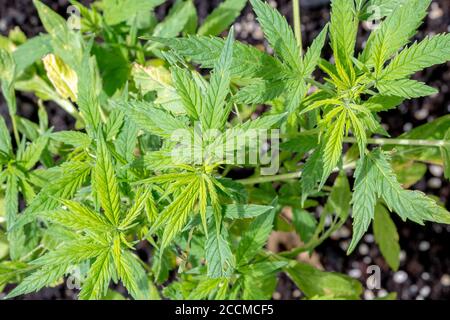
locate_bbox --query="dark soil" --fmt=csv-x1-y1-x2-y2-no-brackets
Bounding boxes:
1,0,450,300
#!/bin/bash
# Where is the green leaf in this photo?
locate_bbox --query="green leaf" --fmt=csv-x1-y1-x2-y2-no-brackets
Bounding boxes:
103,0,164,25
95,136,121,225
6,263,69,299
115,99,188,138
286,262,363,299
31,238,107,266
300,148,323,204
381,34,450,80
42,199,112,233
373,203,400,270
198,0,248,36
115,250,150,300
361,0,431,73
250,0,300,70
321,111,346,186
150,35,282,80
12,35,52,75
292,209,317,243
79,249,113,300
236,204,276,266
349,149,450,253
77,51,102,133
203,28,234,129
205,222,235,278
17,134,49,170
151,0,195,39
330,0,358,60
170,66,202,119
0,116,12,158
441,129,450,180
51,131,91,148
222,204,274,220
377,79,438,99
301,24,329,76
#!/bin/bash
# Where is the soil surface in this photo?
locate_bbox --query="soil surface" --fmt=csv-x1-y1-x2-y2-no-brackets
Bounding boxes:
1,0,449,300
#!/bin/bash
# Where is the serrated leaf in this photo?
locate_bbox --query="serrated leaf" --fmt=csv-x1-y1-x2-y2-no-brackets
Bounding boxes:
6,263,69,299
377,79,437,98
361,0,431,74
95,137,121,225
51,131,91,148
236,204,276,266
250,0,300,70
206,222,235,278
79,249,113,300
103,0,164,25
382,34,450,80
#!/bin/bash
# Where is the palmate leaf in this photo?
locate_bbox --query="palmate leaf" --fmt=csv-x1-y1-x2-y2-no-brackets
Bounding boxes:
51,131,91,148
250,0,300,71
95,136,121,225
0,116,12,156
301,24,329,76
348,149,450,253
16,134,49,171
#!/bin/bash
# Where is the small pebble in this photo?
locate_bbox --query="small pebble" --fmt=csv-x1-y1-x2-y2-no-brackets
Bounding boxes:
400,250,407,262
339,240,349,252
393,271,408,284
403,123,413,132
377,289,388,298
349,269,362,279
364,290,375,300
429,165,443,177
421,272,431,281
429,3,444,20
272,292,281,300
410,284,419,294
419,286,431,297
427,177,442,189
364,234,374,243
418,241,430,252
363,256,372,264
440,274,450,286
414,109,429,120
292,290,301,298
359,244,369,255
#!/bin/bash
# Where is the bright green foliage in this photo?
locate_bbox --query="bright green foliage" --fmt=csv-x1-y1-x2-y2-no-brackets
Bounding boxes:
0,0,450,301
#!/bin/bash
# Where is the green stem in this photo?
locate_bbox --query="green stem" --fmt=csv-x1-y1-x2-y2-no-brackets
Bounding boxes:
11,115,20,146
343,137,448,148
293,0,302,53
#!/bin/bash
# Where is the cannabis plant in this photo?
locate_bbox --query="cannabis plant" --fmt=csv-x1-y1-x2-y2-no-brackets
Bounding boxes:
0,0,449,300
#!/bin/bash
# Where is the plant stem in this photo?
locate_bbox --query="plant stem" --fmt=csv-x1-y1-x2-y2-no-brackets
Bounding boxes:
343,137,448,148
293,0,302,53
